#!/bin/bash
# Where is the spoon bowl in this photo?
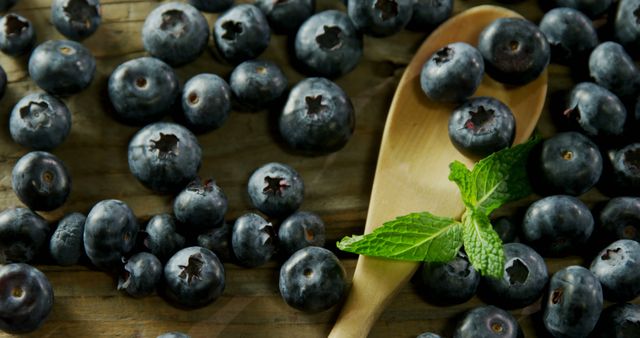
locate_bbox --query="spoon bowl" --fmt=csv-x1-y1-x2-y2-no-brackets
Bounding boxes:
329,5,547,338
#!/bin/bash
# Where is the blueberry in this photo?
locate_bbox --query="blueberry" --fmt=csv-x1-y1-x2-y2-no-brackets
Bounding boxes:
603,143,640,195
231,213,275,267
491,216,518,243
213,4,270,64
144,214,186,262
294,10,363,78
173,178,228,234
247,162,304,217
543,265,603,338
197,221,233,262
51,0,101,41
420,42,484,102
49,212,86,266
279,77,355,154
108,57,180,125
229,59,288,110
0,13,35,56
28,39,96,96
521,195,594,256
0,264,53,334
418,251,479,305
12,151,71,211
255,0,315,34
278,211,325,257
416,333,443,338
181,73,231,133
0,0,17,11
538,7,598,64
598,197,640,242
554,0,613,18
142,2,209,66
478,17,550,85
589,41,640,101
480,243,548,309
407,0,453,31
157,333,191,338
163,246,225,308
83,199,139,270
448,96,515,158
590,239,640,302
614,0,640,53
453,305,523,338
591,303,640,338
279,246,346,312
348,0,413,37
188,0,232,13
128,122,202,194
118,252,163,298
9,92,72,150
564,82,627,138
534,131,603,196
0,208,49,264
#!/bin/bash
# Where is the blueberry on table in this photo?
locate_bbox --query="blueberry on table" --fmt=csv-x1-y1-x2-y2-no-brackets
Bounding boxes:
543,265,603,338
521,195,594,256
294,10,363,78
142,2,209,66
418,251,479,305
197,221,233,262
49,212,86,266
231,213,276,267
0,263,53,334
590,239,640,302
478,17,550,85
188,0,232,13
603,143,640,196
279,77,355,154
554,0,613,18
144,214,186,262
229,59,288,110
128,122,202,194
12,151,71,212
51,0,101,41
348,0,412,37
589,41,640,101
9,92,72,150
453,305,523,338
213,4,270,64
591,302,640,338
0,13,35,56
163,246,225,308
480,243,548,309
407,0,453,31
615,0,640,53
0,208,49,264
255,0,315,34
564,82,626,138
181,73,231,133
448,96,515,159
491,216,518,243
83,199,139,270
279,246,346,313
599,197,640,242
108,57,180,125
416,333,443,338
278,211,326,257
538,7,598,64
28,39,96,96
420,42,484,103
0,0,17,11
247,162,304,217
535,131,603,196
157,332,191,338
118,252,163,298
173,178,228,234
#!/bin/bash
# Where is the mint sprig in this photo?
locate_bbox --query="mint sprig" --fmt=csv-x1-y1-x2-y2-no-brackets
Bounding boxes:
337,137,540,279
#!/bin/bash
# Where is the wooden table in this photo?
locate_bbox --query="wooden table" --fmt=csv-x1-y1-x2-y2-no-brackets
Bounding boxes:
0,0,636,337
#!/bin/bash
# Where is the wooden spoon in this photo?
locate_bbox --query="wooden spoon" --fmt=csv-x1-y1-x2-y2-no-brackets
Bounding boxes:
328,5,547,338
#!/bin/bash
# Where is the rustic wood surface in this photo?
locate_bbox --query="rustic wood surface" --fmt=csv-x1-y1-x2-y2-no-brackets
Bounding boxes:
0,0,636,337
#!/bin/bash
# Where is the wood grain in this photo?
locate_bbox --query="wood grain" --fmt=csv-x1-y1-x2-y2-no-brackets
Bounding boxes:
0,1,636,337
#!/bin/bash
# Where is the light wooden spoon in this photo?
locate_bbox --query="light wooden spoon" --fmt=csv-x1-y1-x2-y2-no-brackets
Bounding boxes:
328,5,547,338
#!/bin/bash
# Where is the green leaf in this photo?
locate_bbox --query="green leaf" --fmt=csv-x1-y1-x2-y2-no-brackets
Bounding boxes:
453,137,540,214
337,212,463,262
448,160,473,209
462,210,504,279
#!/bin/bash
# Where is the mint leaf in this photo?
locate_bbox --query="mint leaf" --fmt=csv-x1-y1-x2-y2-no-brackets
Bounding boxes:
450,137,540,214
462,210,504,278
337,212,463,262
